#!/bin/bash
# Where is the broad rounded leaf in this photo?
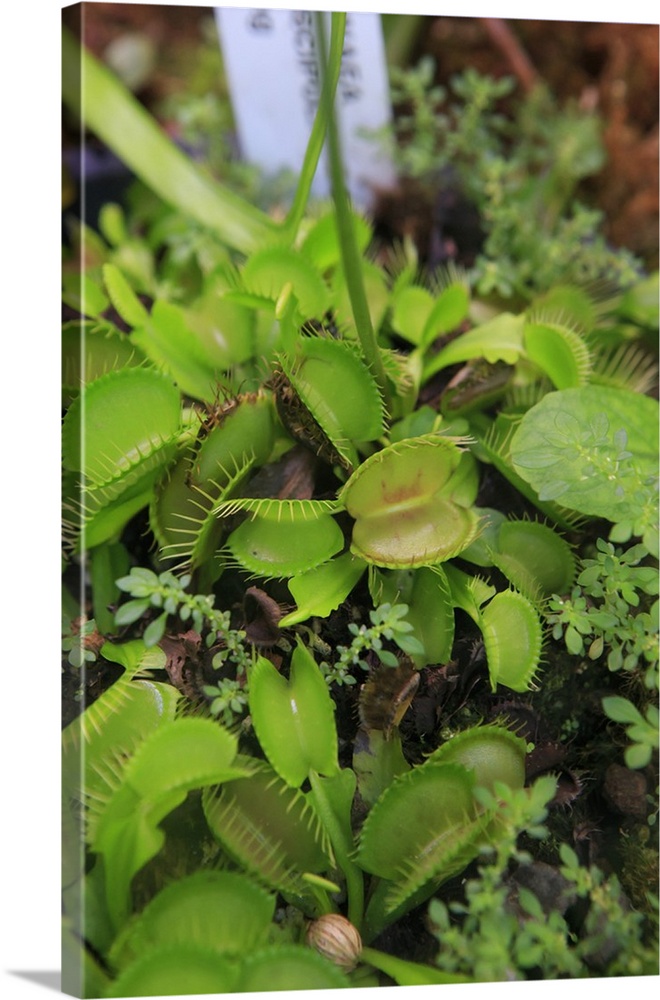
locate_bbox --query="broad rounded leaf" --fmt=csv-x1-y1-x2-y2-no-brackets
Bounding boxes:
510,386,659,524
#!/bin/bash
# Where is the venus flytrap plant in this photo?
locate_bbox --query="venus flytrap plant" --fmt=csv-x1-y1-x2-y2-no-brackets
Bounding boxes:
443,563,544,694
62,12,659,991
245,637,543,948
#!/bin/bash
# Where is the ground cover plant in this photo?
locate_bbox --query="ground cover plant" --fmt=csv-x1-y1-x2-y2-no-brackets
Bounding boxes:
62,8,659,997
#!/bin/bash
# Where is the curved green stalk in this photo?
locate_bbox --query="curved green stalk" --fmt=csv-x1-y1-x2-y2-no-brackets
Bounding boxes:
308,770,364,931
314,12,391,409
62,25,276,254
281,13,346,242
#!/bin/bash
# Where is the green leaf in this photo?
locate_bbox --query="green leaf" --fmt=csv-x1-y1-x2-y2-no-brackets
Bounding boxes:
106,945,238,998
90,542,130,633
152,394,275,562
624,743,652,769
510,386,659,524
372,566,455,668
123,717,246,800
421,281,470,345
143,613,167,647
87,716,250,928
423,312,525,381
523,319,592,388
358,761,488,936
131,299,230,402
428,724,527,792
602,695,645,725
299,205,372,272
361,946,469,986
61,321,144,403
241,246,331,319
62,26,276,254
280,553,367,627
488,519,576,601
114,598,150,627
390,285,435,346
249,641,339,787
102,263,149,328
65,275,110,320
280,336,386,469
352,728,411,808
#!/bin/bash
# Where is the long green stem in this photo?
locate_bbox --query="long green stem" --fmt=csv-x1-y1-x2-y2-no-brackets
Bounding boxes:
281,13,346,242
308,770,364,931
62,25,276,254
314,12,391,410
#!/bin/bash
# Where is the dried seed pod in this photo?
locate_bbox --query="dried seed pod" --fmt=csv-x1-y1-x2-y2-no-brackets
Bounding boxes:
306,914,362,972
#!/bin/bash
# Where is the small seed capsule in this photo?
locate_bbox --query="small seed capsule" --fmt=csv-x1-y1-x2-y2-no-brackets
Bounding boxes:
306,914,362,972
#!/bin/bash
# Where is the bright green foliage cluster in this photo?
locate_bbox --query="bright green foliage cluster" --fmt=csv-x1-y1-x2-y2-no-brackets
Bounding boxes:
429,784,658,980
385,58,643,298
115,566,251,671
547,540,659,685
601,695,659,771
318,602,424,686
546,538,658,770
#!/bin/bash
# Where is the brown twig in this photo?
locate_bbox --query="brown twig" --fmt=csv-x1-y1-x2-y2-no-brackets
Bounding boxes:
480,17,539,93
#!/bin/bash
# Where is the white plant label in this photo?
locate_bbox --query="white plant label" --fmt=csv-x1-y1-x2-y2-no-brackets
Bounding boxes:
215,7,395,210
